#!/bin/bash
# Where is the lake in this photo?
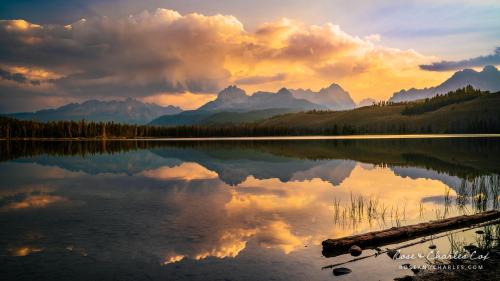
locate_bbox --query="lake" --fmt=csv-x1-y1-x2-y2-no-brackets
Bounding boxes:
0,137,499,280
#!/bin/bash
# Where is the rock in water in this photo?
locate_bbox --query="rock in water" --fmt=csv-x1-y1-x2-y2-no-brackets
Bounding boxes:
387,249,400,259
464,244,478,253
333,267,352,276
349,245,362,256
428,244,436,249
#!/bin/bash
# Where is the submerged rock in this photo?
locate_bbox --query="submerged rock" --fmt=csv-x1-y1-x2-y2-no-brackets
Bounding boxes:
464,244,478,253
349,245,362,256
333,267,352,276
428,244,436,249
475,230,484,234
387,249,400,259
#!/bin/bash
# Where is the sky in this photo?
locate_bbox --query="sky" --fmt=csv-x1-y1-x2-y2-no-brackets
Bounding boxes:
0,0,499,112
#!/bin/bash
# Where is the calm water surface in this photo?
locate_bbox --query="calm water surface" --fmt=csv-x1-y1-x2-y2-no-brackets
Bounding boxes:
0,138,499,281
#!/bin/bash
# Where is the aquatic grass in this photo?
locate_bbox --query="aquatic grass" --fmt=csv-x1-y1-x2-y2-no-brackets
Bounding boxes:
329,175,500,232
447,233,467,255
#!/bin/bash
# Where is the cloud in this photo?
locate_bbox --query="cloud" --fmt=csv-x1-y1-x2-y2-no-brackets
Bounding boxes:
234,73,287,85
420,47,500,71
0,11,240,99
0,8,441,111
141,92,216,110
0,67,30,84
0,66,52,85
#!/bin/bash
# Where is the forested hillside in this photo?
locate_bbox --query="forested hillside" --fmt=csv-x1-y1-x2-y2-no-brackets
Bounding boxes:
1,88,499,138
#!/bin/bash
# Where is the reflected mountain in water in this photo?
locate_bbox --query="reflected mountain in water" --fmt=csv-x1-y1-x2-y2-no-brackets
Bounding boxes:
0,137,499,281
1,138,499,185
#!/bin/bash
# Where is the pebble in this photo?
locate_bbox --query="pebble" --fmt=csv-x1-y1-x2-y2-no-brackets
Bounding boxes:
349,245,362,256
333,267,352,276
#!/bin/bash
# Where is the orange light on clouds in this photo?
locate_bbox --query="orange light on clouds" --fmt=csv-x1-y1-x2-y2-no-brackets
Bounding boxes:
142,92,216,110
1,195,67,211
141,163,219,181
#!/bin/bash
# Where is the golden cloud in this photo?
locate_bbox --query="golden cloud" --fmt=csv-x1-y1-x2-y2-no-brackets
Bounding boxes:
141,162,219,181
0,9,450,109
1,195,68,211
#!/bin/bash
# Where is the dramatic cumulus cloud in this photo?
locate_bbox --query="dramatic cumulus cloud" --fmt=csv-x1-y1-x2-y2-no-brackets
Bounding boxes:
420,47,500,71
0,8,444,111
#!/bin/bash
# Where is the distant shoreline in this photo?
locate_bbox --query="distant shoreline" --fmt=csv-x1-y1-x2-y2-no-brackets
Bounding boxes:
1,133,500,141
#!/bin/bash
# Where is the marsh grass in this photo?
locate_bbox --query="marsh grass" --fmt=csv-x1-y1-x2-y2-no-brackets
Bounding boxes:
331,174,500,232
332,193,406,230
455,175,500,214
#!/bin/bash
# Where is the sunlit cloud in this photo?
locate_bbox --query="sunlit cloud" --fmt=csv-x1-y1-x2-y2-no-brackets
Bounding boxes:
160,164,463,261
141,163,219,181
8,245,43,256
194,229,257,260
1,195,68,211
0,8,451,111
142,92,216,110
162,254,185,265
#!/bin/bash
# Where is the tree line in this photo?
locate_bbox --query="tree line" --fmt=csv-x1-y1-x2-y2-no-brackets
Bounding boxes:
0,116,357,138
1,114,498,139
0,85,498,139
402,85,487,115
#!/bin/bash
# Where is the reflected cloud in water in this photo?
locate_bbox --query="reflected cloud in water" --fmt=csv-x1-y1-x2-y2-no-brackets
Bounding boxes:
0,139,498,281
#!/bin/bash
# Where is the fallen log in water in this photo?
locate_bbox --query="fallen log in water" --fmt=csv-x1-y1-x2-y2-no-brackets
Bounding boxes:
322,210,500,257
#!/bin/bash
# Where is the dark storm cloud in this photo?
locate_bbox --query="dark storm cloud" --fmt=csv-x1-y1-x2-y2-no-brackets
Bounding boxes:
0,67,43,85
0,11,235,102
420,47,500,71
0,67,28,83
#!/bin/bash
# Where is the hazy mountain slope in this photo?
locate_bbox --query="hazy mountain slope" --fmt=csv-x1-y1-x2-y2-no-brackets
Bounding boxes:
151,86,327,126
258,91,500,133
389,65,500,102
289,83,356,110
7,98,181,124
150,108,299,126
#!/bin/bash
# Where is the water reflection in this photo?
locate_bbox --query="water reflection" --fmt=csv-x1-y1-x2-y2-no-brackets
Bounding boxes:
0,138,499,281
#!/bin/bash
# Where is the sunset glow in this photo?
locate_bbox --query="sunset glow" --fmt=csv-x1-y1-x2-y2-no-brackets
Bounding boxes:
2,1,498,111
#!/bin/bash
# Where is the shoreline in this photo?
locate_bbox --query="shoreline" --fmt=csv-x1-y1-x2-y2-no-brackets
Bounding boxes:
1,133,500,141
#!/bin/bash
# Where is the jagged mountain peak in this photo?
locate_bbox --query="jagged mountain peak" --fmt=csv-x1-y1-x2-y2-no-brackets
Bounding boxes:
197,85,325,112
290,82,355,110
277,87,292,95
217,85,247,100
323,83,344,91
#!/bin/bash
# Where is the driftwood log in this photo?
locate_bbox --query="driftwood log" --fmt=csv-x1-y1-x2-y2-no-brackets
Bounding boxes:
322,210,500,257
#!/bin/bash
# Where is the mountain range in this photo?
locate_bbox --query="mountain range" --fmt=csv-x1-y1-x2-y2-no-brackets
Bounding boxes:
7,98,182,124
150,84,355,126
4,83,356,125
389,65,500,102
289,83,356,110
5,65,499,125
198,86,327,112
